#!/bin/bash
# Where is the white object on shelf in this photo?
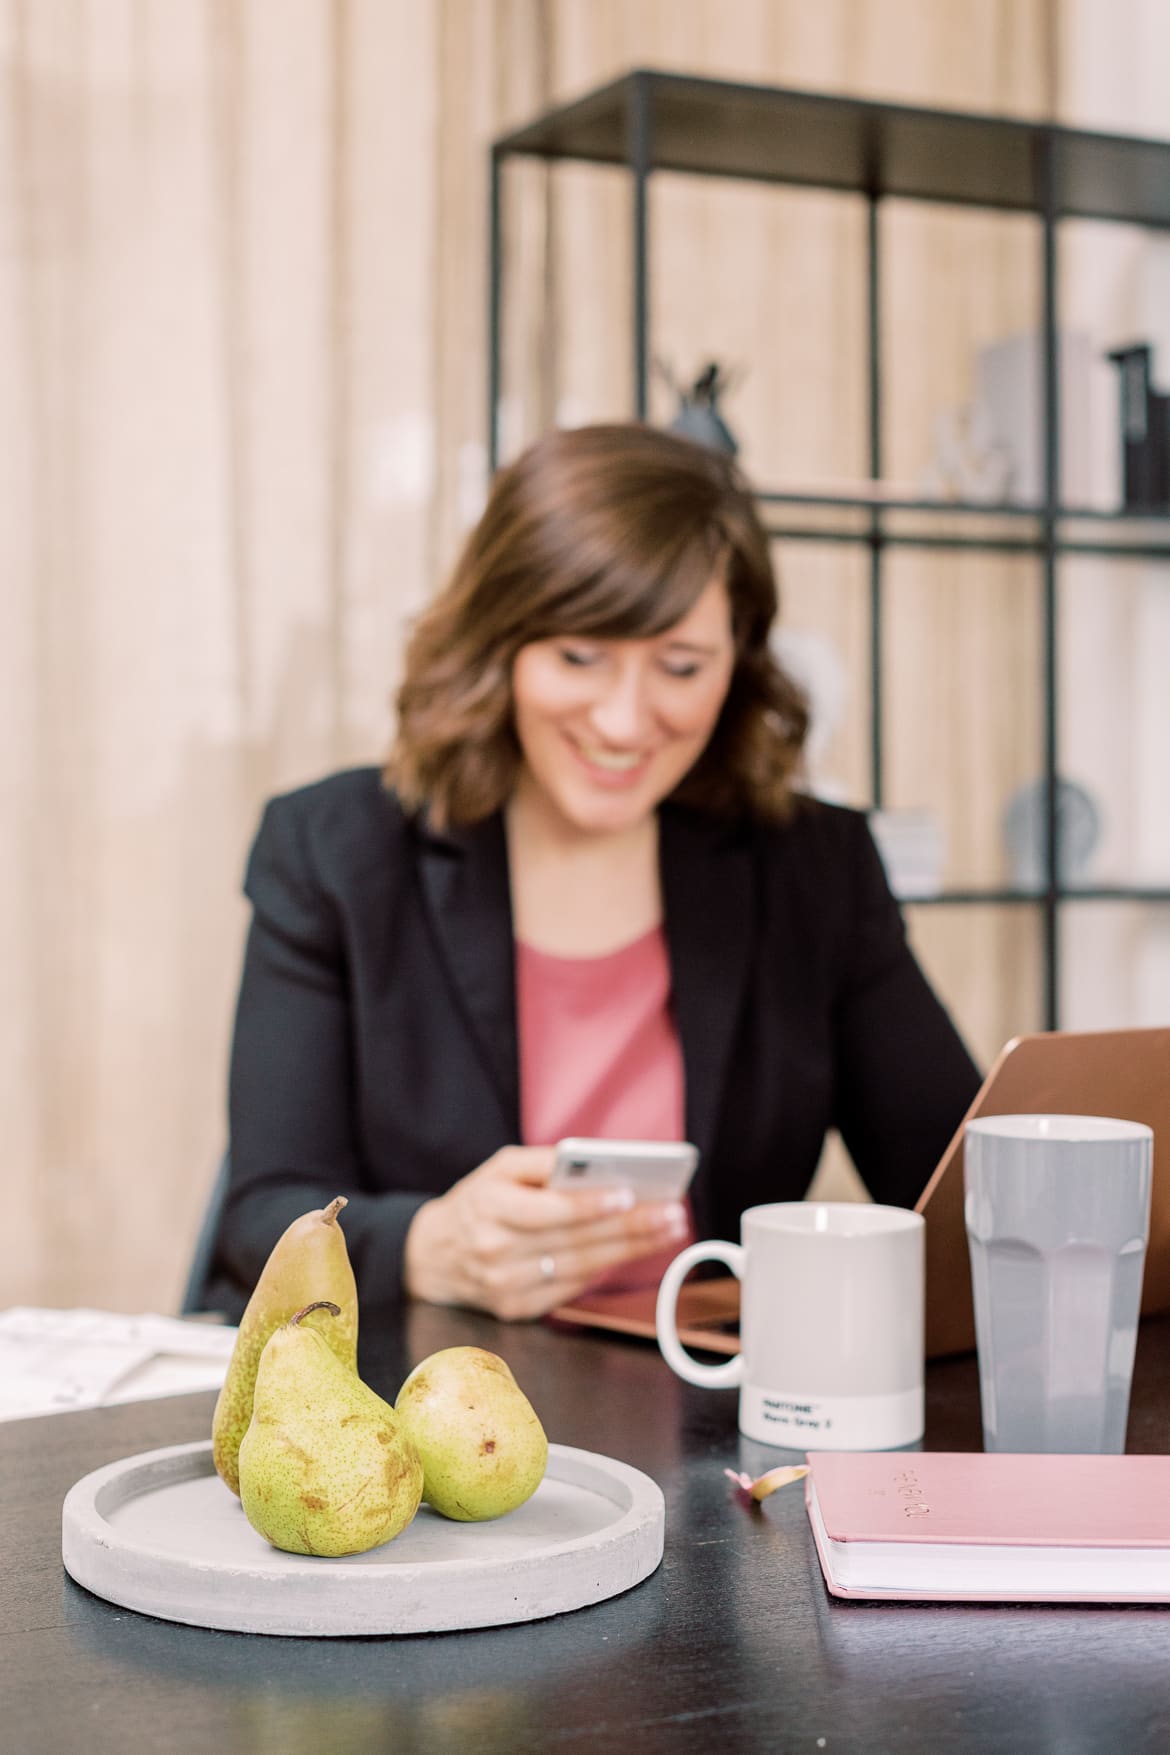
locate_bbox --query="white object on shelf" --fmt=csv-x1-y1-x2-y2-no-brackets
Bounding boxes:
868,809,946,899
0,1307,236,1421
919,404,1012,503
62,1439,665,1636
976,330,1094,506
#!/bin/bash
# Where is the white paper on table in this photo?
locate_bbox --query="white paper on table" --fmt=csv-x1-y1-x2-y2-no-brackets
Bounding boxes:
0,1307,238,1421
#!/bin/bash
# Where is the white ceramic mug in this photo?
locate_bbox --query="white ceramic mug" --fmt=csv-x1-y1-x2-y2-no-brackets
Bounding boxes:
655,1202,925,1450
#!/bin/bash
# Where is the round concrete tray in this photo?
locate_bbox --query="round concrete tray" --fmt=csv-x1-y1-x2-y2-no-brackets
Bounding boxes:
62,1439,664,1637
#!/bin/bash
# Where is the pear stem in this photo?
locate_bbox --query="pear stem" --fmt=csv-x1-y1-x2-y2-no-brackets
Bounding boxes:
289,1300,341,1329
322,1196,348,1225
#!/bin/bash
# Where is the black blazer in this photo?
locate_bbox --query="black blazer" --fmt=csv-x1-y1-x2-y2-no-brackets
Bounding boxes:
207,766,980,1323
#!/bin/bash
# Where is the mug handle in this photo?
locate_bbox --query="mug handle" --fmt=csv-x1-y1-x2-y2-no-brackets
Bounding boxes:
655,1240,745,1389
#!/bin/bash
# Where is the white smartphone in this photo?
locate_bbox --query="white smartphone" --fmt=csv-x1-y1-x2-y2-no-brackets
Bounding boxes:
551,1137,699,1203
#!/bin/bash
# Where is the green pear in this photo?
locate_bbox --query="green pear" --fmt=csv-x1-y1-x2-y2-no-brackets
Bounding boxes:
238,1301,423,1556
212,1197,358,1495
394,1346,548,1522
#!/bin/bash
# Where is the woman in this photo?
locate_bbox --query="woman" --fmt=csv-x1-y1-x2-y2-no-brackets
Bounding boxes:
207,423,980,1325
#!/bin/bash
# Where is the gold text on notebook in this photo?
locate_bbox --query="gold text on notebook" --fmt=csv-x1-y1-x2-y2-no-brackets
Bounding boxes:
894,1468,930,1517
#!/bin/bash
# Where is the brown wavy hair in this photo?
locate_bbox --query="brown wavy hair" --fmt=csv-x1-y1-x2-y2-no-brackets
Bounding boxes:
387,423,809,826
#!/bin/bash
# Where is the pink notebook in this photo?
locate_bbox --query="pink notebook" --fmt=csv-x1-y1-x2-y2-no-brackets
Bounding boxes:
804,1451,1170,1603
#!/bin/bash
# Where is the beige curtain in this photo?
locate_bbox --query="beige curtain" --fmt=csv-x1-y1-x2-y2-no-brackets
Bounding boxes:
2,0,1116,1312
2,0,450,1306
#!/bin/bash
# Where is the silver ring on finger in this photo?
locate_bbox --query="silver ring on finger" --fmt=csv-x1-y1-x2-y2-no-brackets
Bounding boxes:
538,1254,556,1283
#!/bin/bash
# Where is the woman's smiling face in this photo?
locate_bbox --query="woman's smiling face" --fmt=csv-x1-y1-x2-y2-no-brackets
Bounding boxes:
509,577,736,837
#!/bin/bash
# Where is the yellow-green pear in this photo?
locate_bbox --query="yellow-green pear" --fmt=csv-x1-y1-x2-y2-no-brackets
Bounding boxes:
238,1301,423,1556
394,1346,548,1522
212,1196,358,1495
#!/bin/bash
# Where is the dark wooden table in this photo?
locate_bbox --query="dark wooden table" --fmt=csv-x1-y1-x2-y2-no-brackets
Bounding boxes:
5,1302,1170,1755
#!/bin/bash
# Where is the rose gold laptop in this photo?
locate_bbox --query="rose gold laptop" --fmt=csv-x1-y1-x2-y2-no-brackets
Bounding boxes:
551,1027,1170,1361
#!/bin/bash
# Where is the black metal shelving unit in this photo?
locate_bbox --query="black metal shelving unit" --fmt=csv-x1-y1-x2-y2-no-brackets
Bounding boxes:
489,71,1170,1029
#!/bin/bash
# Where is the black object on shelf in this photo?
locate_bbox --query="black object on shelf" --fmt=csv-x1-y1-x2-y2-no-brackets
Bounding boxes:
1106,344,1170,510
489,71,1170,1029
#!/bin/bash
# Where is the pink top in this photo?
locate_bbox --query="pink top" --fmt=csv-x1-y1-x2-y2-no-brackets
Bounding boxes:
515,925,693,1288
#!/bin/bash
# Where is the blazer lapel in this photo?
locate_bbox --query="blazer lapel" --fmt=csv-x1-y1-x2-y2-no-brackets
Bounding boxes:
659,806,755,1170
413,802,755,1158
414,811,520,1133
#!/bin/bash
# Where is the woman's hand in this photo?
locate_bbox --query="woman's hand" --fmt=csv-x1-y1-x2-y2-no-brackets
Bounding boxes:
402,1146,690,1319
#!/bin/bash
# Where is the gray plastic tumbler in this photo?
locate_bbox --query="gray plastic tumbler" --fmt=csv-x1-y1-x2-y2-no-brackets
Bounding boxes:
964,1114,1153,1454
